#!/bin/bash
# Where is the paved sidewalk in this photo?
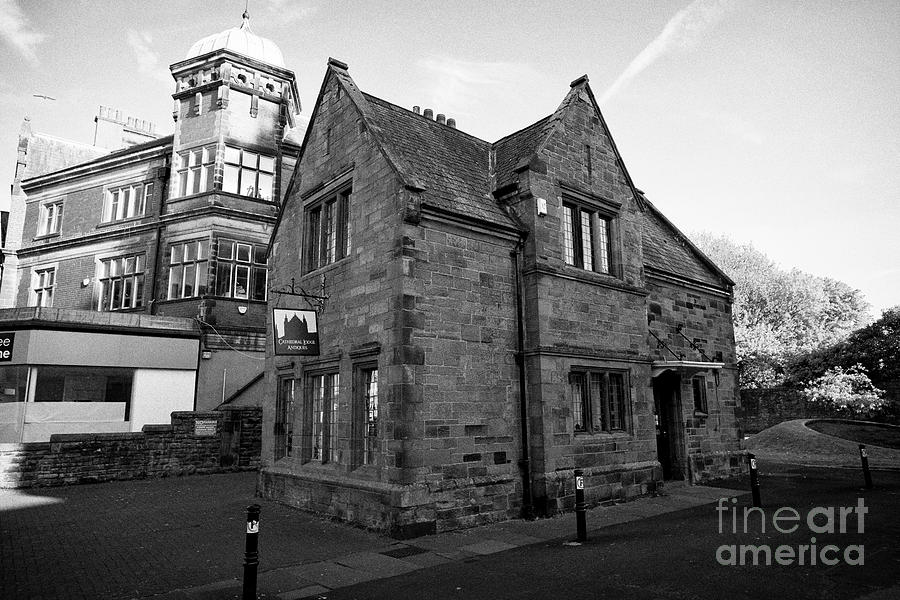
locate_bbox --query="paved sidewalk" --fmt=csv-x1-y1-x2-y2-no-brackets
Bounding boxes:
147,480,747,600
0,472,745,600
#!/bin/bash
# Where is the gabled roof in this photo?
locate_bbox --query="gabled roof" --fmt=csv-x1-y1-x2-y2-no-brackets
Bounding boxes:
493,115,553,191
278,61,731,292
287,59,518,230
360,93,515,227
640,193,734,288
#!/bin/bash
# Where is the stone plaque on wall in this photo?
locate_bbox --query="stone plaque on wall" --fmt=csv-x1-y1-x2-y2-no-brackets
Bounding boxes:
194,419,217,437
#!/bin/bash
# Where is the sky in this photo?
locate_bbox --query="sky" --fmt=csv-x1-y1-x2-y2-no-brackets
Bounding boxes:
1,0,897,315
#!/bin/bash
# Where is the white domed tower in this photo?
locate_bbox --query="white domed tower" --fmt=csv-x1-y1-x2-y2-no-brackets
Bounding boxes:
155,11,301,340
167,10,300,211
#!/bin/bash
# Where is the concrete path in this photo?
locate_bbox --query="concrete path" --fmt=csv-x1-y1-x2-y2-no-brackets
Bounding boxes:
745,419,900,469
0,472,744,600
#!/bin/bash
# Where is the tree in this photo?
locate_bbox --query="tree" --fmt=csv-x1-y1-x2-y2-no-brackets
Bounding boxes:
789,306,900,391
691,232,870,388
801,364,886,418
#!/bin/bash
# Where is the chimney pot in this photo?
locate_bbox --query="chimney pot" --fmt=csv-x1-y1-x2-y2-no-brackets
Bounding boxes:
447,118,456,128
412,105,420,114
423,108,433,120
436,113,446,124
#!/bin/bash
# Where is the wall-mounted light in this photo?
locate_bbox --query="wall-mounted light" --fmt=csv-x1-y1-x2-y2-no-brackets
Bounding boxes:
537,197,547,216
237,306,248,315
81,278,91,287
201,350,212,359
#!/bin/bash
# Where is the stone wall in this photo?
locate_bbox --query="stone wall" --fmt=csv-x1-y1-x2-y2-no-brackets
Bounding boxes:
647,280,744,482
0,407,260,488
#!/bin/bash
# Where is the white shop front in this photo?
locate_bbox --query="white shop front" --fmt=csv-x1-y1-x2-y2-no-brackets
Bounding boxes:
0,316,200,443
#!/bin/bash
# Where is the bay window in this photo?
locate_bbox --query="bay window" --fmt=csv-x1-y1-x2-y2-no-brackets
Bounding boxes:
222,146,275,201
214,239,267,301
168,239,209,299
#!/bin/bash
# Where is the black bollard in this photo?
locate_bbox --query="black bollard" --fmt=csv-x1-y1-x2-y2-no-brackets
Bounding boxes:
859,444,873,489
574,469,587,542
747,453,762,507
243,504,261,600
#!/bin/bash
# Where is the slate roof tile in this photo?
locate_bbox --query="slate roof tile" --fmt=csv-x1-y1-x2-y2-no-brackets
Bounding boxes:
493,116,553,191
641,200,728,287
362,93,517,229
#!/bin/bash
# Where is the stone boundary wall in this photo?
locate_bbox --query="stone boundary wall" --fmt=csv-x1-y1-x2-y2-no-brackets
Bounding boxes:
0,407,261,489
738,388,900,434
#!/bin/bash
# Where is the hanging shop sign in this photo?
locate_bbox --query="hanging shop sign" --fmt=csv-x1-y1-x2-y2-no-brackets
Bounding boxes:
273,308,320,356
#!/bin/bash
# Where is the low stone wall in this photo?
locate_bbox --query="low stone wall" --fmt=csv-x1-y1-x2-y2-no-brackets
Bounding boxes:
0,407,261,489
738,388,838,434
738,387,900,434
259,466,521,539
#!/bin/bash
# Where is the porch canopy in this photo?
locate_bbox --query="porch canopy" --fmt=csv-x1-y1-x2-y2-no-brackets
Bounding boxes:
651,360,724,379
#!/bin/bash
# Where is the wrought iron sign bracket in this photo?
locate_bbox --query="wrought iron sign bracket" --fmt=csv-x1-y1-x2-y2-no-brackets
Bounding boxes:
270,277,329,310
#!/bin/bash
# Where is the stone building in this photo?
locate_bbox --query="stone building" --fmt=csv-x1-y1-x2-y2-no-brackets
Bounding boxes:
261,59,744,536
0,13,300,442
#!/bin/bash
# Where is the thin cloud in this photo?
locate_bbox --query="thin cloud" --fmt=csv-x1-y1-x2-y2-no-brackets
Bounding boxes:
600,0,734,105
0,0,46,63
127,30,171,86
263,0,317,25
416,56,541,119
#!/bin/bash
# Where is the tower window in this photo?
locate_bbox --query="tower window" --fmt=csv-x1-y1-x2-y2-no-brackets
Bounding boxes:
213,238,267,301
222,146,275,201
174,145,215,198
167,239,209,299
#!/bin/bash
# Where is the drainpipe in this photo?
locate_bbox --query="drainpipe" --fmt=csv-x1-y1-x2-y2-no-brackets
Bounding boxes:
148,164,168,315
149,224,164,315
512,237,534,519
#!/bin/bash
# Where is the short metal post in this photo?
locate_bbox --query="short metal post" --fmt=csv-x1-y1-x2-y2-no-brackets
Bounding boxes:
859,444,873,489
242,504,260,600
574,469,587,542
747,453,762,508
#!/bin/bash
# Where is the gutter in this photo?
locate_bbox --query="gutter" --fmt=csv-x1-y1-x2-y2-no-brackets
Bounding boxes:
512,235,534,519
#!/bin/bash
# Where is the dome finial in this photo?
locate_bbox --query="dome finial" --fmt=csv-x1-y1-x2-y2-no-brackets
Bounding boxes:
241,0,251,29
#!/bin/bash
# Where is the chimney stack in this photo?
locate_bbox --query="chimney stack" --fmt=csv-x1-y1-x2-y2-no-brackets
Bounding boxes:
447,118,456,128
412,105,420,115
436,113,446,125
423,108,433,120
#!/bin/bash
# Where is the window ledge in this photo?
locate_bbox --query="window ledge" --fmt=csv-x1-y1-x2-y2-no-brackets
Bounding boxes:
217,190,277,205
561,264,621,284
207,296,267,304
301,256,351,278
97,216,148,228
574,430,632,439
693,411,709,419
168,191,211,203
33,232,60,241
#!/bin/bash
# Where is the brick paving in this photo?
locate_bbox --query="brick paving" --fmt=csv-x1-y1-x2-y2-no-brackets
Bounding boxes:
0,472,388,600
1,471,748,599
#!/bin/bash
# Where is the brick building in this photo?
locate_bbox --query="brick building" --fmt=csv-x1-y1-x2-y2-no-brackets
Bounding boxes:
0,13,300,441
260,59,744,536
